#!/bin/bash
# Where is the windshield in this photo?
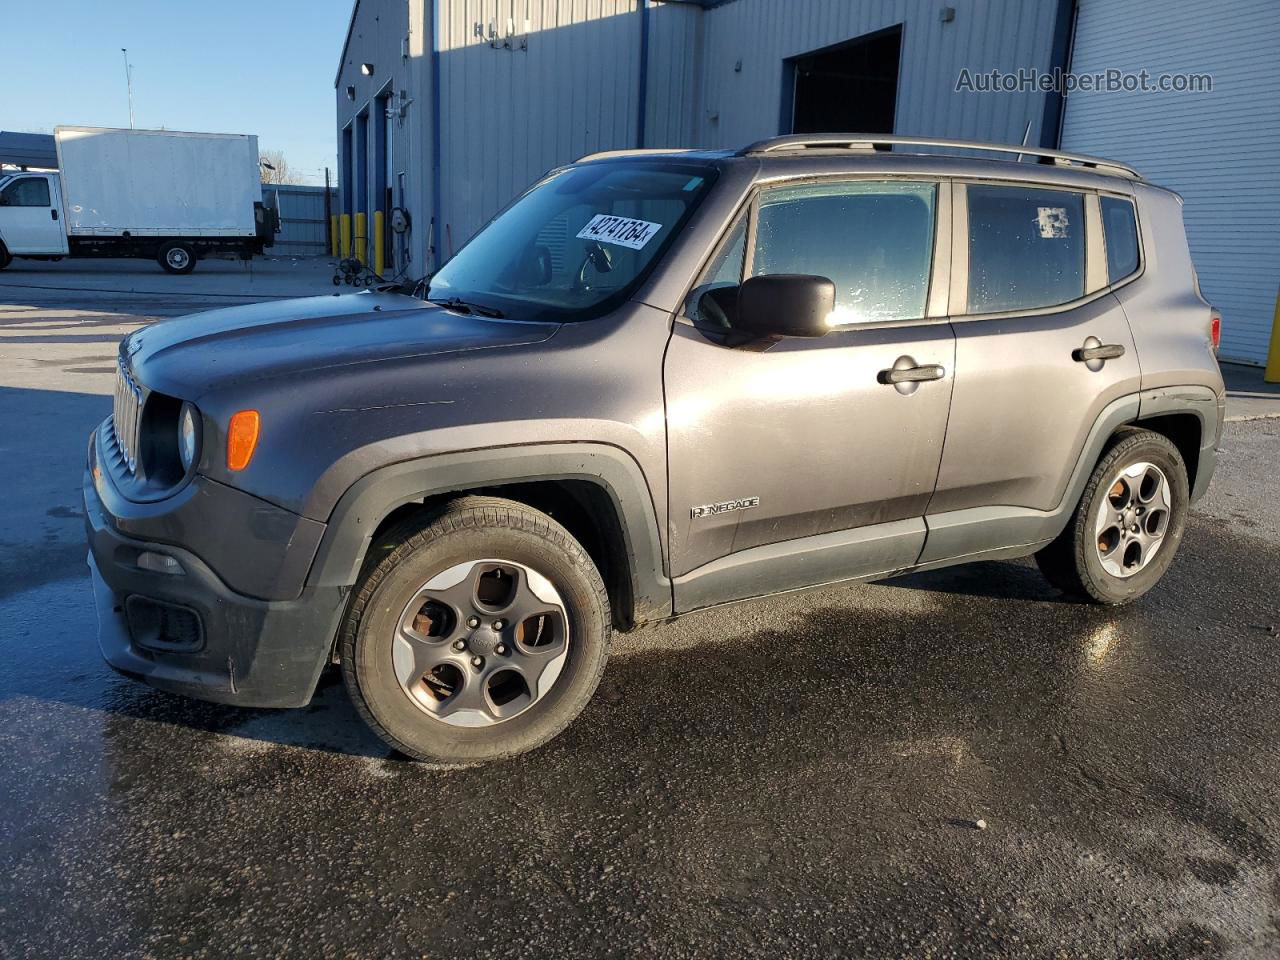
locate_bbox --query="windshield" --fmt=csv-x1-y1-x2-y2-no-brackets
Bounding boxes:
428,161,718,322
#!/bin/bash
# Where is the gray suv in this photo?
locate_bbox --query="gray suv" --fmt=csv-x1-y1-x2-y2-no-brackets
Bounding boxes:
84,135,1225,762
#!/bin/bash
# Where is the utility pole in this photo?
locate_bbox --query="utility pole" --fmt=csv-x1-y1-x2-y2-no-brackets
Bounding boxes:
121,48,135,129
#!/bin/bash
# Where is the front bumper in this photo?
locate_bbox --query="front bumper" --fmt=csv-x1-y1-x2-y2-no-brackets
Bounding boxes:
84,429,348,708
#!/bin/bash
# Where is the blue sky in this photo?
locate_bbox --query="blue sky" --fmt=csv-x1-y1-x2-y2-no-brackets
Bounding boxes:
3,0,352,184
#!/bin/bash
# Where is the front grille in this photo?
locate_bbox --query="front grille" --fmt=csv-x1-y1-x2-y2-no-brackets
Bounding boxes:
112,358,143,473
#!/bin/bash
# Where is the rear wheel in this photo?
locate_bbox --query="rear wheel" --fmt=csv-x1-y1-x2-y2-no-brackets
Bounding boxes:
0,242,11,270
340,497,611,763
1036,429,1189,604
157,241,197,274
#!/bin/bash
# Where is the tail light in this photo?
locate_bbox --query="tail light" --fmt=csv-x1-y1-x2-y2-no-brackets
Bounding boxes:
1209,309,1222,353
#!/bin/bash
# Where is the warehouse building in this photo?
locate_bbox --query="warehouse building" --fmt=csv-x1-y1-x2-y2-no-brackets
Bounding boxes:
335,0,1279,365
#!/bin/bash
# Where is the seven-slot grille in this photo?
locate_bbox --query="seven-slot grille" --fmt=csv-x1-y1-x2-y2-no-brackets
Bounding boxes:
112,358,143,473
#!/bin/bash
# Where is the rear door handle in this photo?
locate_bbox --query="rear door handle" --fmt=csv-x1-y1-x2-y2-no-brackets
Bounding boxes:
50,208,58,221
879,362,946,385
1073,340,1125,363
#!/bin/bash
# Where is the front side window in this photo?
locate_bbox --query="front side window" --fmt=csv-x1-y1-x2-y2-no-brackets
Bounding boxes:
967,185,1085,313
428,162,717,322
1,177,51,207
751,180,936,325
1101,195,1140,284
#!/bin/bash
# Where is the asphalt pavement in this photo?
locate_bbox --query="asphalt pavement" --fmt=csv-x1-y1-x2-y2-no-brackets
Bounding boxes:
2,259,1279,959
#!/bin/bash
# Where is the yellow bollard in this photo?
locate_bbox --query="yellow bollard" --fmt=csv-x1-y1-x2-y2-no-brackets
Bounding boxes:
373,210,385,278
354,211,367,265
330,215,339,257
340,214,351,259
1266,288,1280,384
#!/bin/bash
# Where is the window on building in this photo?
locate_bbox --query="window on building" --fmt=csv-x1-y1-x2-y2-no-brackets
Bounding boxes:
1,177,51,207
967,185,1085,313
1101,195,1140,284
751,180,936,325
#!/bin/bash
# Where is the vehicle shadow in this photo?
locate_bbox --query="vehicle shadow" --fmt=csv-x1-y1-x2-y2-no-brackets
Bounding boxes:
879,556,1078,604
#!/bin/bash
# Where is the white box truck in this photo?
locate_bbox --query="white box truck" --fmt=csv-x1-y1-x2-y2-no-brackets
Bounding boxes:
0,126,275,274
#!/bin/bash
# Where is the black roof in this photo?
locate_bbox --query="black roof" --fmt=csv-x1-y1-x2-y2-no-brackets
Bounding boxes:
0,132,57,170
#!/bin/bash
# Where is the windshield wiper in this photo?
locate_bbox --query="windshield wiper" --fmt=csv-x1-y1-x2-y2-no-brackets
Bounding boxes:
427,296,505,319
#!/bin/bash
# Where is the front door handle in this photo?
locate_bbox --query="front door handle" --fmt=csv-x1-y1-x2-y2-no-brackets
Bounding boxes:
50,208,58,221
879,362,945,385
878,355,946,396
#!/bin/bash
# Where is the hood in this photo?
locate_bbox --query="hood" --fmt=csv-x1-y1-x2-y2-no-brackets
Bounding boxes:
124,292,560,399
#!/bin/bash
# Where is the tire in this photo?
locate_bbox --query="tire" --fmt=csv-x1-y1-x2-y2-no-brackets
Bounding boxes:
0,242,11,270
340,496,611,763
1036,428,1189,605
157,241,197,274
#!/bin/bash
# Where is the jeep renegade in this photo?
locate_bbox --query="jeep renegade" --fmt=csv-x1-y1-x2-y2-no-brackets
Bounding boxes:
85,135,1225,762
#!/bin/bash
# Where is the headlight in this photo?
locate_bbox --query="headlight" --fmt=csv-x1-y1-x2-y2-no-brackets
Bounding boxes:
178,403,199,471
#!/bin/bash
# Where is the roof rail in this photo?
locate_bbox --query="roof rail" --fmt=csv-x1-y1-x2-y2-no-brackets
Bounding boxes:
577,147,695,163
737,134,1141,179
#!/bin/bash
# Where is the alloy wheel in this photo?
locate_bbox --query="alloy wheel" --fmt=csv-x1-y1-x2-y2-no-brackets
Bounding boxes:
392,559,570,726
1093,461,1172,578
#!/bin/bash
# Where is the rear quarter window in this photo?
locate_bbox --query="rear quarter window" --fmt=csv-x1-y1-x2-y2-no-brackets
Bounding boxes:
1101,195,1141,284
967,185,1085,314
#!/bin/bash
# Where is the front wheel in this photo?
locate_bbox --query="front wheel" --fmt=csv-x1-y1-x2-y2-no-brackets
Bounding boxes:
0,242,11,270
1036,428,1189,604
340,497,611,763
157,241,197,274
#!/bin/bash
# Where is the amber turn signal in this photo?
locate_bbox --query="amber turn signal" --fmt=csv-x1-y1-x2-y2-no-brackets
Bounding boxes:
226,410,261,471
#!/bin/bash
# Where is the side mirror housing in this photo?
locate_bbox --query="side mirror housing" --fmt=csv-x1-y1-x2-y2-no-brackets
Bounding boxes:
736,274,835,338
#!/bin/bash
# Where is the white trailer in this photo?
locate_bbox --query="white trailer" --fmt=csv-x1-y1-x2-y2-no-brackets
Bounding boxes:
0,126,275,273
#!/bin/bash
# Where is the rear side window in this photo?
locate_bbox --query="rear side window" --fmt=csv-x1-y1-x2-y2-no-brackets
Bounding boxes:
1,177,51,207
752,181,936,325
1101,196,1140,283
967,185,1084,313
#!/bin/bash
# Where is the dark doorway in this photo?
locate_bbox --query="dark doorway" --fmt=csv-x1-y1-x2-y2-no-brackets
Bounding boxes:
786,25,902,134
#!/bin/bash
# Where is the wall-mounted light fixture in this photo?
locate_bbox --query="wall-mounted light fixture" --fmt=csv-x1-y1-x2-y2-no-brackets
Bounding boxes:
360,63,375,76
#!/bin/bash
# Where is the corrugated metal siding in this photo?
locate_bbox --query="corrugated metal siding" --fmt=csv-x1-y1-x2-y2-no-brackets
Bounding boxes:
695,0,1062,148
1061,0,1280,364
259,184,336,256
644,2,704,146
336,0,428,273
337,0,1067,273
437,0,643,250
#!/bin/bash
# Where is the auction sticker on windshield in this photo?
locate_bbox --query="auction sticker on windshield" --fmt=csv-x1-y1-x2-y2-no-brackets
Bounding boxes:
576,214,662,250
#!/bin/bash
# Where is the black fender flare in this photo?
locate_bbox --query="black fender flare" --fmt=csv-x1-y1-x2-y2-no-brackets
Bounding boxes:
304,443,673,623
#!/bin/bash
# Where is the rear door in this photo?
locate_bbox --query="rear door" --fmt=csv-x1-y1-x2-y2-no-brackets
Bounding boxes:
921,181,1141,561
0,175,67,254
664,178,956,610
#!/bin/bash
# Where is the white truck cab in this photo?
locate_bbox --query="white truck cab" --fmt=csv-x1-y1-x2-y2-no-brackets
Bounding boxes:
0,172,68,256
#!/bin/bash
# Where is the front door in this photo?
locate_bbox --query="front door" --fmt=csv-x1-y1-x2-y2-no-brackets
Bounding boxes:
664,178,956,611
0,175,66,254
921,182,1142,561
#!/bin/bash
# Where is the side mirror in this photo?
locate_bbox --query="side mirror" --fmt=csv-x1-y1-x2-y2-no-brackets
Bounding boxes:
736,274,835,338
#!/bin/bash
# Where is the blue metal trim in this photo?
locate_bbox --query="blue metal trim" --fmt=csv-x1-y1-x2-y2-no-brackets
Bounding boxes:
636,0,650,148
1040,0,1077,148
430,0,444,269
